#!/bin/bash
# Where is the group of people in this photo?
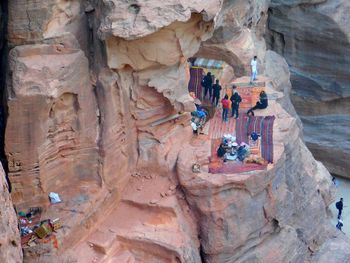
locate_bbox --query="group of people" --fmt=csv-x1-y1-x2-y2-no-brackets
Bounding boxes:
220,86,242,122
200,56,268,123
220,87,268,122
201,72,222,107
217,135,251,162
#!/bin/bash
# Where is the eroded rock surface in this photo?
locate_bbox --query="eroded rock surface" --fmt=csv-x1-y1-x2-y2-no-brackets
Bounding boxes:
177,77,338,263
6,42,100,209
2,0,350,262
267,0,350,178
0,165,22,263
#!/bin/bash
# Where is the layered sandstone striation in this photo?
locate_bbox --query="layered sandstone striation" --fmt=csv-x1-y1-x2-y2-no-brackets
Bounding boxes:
267,0,350,178
2,0,350,262
0,164,22,263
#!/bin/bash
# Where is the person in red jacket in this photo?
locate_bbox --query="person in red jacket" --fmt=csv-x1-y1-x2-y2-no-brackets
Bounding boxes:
221,95,230,122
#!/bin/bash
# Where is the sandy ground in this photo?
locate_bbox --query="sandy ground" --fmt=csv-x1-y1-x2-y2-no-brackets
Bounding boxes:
330,177,350,235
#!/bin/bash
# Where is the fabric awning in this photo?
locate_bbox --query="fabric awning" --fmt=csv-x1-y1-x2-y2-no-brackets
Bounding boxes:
193,58,225,69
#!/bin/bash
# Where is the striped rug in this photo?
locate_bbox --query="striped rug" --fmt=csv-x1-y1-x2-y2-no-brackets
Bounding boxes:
208,110,236,139
188,67,204,99
236,116,275,163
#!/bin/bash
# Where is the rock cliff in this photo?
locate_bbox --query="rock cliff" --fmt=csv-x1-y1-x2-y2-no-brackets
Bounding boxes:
267,0,350,178
0,0,349,262
0,164,22,263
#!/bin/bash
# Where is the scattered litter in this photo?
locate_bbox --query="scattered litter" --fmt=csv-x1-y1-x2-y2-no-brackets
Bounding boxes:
35,221,53,239
19,205,62,249
49,192,62,204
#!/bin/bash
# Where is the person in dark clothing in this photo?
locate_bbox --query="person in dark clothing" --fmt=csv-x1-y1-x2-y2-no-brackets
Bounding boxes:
230,85,242,118
212,79,222,107
336,219,344,231
247,91,268,116
336,198,344,219
202,72,213,100
217,143,226,158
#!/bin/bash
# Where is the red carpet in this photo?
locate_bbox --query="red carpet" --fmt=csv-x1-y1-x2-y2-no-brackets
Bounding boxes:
208,110,236,139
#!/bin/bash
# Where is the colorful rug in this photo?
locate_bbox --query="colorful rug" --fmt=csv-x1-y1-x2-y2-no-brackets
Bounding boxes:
235,115,275,163
208,110,236,139
188,67,204,99
208,139,266,174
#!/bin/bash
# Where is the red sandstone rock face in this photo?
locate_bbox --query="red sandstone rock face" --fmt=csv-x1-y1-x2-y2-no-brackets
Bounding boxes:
6,43,100,210
177,79,336,262
0,165,22,263
2,0,350,262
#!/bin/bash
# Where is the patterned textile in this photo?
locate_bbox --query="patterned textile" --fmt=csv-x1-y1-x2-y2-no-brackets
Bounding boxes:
208,110,236,139
188,67,204,99
193,58,225,69
208,139,266,174
235,116,275,163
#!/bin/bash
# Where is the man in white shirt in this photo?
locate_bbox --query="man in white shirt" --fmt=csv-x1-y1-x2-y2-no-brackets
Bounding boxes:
250,56,258,83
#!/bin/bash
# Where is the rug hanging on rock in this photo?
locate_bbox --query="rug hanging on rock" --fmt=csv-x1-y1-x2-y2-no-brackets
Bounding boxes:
235,115,275,163
188,67,204,99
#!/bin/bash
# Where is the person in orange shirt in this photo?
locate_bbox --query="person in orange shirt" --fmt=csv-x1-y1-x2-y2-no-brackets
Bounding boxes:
221,95,230,122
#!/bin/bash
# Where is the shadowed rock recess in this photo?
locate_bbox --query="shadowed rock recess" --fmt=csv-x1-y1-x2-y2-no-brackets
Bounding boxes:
0,0,349,262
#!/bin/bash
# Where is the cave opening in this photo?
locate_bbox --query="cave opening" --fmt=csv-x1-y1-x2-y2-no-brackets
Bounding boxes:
186,55,236,119
0,0,10,191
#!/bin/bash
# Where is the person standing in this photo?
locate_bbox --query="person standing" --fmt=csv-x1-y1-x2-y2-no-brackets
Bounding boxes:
250,56,258,84
212,79,222,107
221,95,230,122
202,72,213,100
230,85,242,119
336,218,344,231
336,198,344,219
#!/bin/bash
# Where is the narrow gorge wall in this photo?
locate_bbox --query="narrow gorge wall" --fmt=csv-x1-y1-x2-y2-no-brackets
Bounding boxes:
1,0,350,262
267,0,350,178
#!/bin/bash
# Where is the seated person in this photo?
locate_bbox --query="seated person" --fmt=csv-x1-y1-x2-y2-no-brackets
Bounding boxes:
237,143,250,162
217,143,226,158
247,91,268,116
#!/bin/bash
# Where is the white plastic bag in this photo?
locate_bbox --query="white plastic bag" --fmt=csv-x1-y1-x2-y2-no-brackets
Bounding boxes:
49,192,62,204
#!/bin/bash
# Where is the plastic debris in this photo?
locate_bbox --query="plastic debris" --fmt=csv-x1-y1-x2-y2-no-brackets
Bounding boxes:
49,192,62,204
